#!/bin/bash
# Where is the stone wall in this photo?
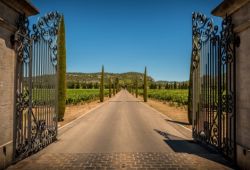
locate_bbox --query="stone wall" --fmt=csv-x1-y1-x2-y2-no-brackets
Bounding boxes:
0,2,17,168
234,2,250,169
213,0,250,169
0,1,38,169
0,36,15,170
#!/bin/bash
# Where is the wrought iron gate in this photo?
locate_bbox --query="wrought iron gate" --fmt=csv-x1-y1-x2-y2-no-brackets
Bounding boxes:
191,12,239,160
13,12,61,161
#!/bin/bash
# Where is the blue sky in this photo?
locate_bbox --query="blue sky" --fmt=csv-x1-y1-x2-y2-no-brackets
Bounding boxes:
30,0,222,81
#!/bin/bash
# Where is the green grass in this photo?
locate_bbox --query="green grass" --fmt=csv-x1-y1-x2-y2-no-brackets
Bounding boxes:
66,89,109,105
139,89,188,106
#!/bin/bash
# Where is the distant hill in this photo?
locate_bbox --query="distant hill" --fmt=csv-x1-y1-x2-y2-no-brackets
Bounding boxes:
66,72,154,88
66,72,189,89
155,80,189,84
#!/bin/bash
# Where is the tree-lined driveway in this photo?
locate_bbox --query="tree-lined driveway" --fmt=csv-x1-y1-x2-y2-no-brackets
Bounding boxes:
8,90,233,170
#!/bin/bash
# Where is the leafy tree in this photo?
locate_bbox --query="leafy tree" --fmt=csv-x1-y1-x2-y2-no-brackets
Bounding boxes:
100,65,104,102
165,83,169,89
143,67,148,102
87,82,93,89
174,82,177,89
57,15,66,121
150,83,157,89
94,82,99,89
74,81,80,89
158,84,162,89
67,81,74,89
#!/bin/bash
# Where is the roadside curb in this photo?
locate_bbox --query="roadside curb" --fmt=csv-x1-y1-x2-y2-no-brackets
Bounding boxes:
58,98,111,133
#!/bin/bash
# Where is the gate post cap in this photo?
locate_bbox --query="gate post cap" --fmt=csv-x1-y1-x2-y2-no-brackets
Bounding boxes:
212,0,250,17
1,0,39,17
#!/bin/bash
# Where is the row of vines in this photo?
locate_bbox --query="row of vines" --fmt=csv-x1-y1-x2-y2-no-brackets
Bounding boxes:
138,89,188,106
66,89,109,105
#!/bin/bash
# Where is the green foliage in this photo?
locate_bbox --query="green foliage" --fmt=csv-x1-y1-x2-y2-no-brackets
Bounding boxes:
151,81,189,90
100,65,104,102
66,89,109,105
135,78,138,98
174,82,177,89
109,78,112,98
112,83,115,96
67,81,75,89
115,77,119,93
143,67,148,102
150,83,157,89
139,89,188,106
94,82,99,89
74,81,80,89
32,89,55,104
57,16,66,121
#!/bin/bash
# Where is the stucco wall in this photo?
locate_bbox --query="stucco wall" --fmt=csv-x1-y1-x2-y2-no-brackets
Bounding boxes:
234,2,250,169
0,1,17,168
0,1,38,169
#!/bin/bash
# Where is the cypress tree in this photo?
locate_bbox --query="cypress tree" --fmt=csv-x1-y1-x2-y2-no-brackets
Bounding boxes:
174,82,177,89
135,78,138,98
100,65,104,102
113,83,115,96
115,77,119,94
109,77,112,98
143,67,148,102
57,15,66,121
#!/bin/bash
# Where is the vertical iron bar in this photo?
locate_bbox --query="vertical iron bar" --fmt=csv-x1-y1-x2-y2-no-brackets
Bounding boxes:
13,32,19,161
218,36,222,149
209,40,211,143
28,38,33,151
37,40,40,122
233,32,237,163
45,40,48,133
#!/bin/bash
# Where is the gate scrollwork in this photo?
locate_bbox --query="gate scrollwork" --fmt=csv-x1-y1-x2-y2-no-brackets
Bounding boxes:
14,11,61,161
191,12,237,161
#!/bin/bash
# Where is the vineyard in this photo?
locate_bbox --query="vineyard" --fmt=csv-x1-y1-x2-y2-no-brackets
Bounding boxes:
66,89,109,105
139,89,188,106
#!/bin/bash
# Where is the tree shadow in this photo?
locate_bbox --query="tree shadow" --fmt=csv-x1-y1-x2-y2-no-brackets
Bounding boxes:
108,101,142,102
165,119,191,126
154,129,235,168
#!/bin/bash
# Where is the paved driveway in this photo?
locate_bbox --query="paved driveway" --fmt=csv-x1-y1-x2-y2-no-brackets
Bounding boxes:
8,90,234,170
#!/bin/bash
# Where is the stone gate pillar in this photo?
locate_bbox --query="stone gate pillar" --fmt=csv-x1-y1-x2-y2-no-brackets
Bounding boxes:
0,0,38,169
212,0,250,169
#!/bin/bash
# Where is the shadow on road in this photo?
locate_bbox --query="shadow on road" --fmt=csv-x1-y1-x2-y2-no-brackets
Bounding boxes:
154,129,235,169
165,119,191,126
108,101,142,102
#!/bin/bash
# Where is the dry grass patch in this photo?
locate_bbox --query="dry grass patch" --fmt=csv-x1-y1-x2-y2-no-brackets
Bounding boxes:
138,96,191,129
58,97,109,127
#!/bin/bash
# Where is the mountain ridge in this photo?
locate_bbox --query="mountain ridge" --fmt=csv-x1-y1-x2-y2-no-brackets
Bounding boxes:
66,72,189,89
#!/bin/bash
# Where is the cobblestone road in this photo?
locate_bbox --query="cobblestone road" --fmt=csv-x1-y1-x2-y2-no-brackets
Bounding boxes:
8,152,233,170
